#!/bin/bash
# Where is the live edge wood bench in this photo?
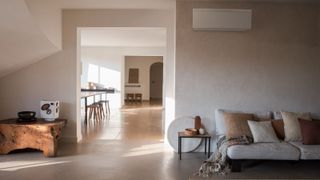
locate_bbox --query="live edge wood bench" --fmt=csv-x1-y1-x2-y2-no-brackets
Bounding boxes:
0,118,67,157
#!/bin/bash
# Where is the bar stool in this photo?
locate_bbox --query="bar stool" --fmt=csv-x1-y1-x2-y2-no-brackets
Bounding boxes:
87,103,102,122
135,93,142,102
126,93,135,102
96,102,105,118
99,100,110,116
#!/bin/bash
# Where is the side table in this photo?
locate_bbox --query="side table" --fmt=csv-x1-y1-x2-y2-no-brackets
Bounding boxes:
178,132,211,160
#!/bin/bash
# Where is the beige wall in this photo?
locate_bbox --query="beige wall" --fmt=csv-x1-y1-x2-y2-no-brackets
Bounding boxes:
0,9,175,142
125,56,163,100
176,2,320,135
0,52,76,139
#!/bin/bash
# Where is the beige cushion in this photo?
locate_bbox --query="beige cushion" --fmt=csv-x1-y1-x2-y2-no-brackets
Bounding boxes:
223,112,254,138
248,120,280,143
281,111,311,142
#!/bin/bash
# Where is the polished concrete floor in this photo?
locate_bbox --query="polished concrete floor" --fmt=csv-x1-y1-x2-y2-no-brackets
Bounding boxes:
0,101,204,180
2,102,320,180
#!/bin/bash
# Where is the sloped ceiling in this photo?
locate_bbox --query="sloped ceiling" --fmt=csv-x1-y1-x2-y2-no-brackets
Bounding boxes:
0,0,59,78
0,0,175,78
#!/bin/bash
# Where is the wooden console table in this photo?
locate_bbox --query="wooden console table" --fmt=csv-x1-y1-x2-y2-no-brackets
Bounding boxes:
0,118,67,157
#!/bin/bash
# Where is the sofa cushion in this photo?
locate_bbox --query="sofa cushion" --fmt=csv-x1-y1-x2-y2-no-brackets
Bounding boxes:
224,112,254,138
248,120,280,143
215,109,272,136
281,111,311,142
299,119,320,145
227,142,300,160
271,119,285,139
290,142,320,160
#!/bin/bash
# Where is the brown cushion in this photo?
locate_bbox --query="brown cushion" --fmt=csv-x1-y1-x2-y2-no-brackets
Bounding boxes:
299,118,320,145
271,119,285,139
223,112,254,138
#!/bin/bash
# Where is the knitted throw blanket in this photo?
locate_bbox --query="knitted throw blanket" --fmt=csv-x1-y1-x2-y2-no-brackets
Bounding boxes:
195,135,252,177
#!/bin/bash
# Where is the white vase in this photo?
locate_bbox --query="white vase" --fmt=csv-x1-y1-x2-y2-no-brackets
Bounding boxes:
199,128,205,135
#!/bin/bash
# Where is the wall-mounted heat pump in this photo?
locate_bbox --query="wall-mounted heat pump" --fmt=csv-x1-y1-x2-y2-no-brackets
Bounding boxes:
193,8,252,31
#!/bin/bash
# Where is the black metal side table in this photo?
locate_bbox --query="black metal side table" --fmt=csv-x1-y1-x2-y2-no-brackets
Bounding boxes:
178,132,211,160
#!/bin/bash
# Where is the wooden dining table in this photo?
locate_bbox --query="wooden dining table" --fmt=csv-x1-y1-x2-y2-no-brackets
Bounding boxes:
81,88,115,124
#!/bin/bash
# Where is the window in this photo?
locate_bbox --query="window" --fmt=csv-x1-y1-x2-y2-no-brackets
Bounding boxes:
88,64,99,83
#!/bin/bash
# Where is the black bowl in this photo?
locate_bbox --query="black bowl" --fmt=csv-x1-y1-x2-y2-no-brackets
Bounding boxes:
18,111,36,119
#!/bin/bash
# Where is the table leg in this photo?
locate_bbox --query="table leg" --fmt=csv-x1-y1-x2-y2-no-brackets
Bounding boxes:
204,138,207,155
84,97,88,124
208,137,211,158
178,137,181,160
105,92,108,115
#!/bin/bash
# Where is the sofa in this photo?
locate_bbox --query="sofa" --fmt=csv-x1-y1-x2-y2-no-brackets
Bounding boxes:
215,109,320,172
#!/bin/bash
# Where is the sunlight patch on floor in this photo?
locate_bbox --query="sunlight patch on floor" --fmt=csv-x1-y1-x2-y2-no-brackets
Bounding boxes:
0,160,71,171
122,143,169,157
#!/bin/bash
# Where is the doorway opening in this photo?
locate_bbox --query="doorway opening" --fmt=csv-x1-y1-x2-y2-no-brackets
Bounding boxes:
124,56,163,106
78,27,167,141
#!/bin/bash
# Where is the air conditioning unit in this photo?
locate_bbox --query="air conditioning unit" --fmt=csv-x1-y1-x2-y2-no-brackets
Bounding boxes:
193,8,252,31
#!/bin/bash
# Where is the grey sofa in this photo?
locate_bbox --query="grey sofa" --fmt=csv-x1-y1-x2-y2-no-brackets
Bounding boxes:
215,109,320,172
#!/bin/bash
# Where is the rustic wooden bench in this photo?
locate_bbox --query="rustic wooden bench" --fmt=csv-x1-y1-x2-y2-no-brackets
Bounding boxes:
0,118,67,157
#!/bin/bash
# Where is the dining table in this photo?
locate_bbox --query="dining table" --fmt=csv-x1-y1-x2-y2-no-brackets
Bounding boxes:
81,88,115,124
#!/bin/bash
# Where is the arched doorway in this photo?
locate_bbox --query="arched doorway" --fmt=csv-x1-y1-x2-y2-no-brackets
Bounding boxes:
150,62,163,102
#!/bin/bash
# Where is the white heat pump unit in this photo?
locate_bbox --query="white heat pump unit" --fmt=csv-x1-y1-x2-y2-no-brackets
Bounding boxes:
193,8,252,31
40,101,60,121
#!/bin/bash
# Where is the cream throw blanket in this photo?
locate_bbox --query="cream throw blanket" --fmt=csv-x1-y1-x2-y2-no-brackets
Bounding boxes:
195,135,252,177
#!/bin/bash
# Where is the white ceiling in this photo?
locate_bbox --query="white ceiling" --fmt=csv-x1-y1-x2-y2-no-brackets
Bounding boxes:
81,27,167,47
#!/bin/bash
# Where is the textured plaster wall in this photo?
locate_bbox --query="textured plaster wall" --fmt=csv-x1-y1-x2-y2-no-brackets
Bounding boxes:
176,2,320,136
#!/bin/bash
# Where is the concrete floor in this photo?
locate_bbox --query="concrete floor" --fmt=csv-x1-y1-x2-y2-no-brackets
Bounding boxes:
1,101,320,180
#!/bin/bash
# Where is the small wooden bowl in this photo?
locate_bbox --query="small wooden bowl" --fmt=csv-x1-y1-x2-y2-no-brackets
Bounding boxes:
184,128,198,136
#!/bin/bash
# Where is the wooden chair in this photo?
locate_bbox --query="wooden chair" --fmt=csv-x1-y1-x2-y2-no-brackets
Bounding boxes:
126,93,135,102
135,93,142,102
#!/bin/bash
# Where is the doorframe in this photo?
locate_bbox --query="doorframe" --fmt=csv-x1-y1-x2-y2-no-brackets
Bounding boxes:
77,26,174,143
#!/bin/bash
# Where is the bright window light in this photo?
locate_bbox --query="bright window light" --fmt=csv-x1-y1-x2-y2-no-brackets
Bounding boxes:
100,67,121,108
100,67,121,89
88,64,99,83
